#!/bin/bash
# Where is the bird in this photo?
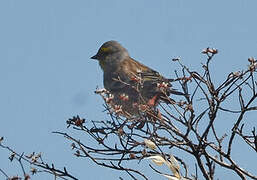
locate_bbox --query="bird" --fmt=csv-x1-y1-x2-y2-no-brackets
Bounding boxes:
91,40,182,118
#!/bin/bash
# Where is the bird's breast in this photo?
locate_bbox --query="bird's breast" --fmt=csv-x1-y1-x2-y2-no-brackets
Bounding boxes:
103,71,125,91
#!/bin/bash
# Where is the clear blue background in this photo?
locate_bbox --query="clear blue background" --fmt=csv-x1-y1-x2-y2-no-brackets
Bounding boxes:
1,0,257,179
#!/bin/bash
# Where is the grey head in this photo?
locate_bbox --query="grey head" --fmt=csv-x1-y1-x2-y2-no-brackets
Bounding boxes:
91,41,129,70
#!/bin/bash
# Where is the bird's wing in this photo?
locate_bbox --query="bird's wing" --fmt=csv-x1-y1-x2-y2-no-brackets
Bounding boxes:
119,57,167,83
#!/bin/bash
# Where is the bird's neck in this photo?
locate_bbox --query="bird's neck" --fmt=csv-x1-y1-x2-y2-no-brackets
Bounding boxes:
100,53,128,71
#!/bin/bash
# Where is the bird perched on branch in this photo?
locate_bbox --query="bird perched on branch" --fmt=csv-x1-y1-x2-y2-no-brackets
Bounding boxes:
91,40,183,118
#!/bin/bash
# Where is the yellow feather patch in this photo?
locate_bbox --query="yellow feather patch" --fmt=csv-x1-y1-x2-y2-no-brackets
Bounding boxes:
101,47,110,52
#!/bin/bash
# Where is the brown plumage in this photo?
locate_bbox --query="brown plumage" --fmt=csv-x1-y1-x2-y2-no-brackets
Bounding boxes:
91,40,178,117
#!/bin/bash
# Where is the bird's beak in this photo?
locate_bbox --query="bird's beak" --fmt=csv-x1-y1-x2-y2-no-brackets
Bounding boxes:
90,54,98,60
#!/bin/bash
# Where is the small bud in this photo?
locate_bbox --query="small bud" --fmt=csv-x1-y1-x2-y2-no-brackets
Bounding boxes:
94,88,107,94
24,174,30,180
141,149,147,156
201,47,218,54
97,138,104,144
208,48,218,54
180,76,192,82
172,57,180,61
119,93,129,101
232,71,241,78
9,152,16,161
130,76,141,82
248,61,257,71
105,94,114,103
185,104,194,112
31,155,39,163
157,82,169,89
35,152,42,159
248,57,256,63
75,118,85,126
0,136,3,143
74,150,80,157
177,100,186,107
71,143,76,150
138,104,148,112
127,124,135,129
157,109,163,121
113,105,123,114
30,167,37,175
147,95,158,106
129,153,136,159
117,127,124,136
212,48,218,54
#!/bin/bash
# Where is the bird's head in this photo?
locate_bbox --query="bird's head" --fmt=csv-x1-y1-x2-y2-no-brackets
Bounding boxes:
91,41,129,70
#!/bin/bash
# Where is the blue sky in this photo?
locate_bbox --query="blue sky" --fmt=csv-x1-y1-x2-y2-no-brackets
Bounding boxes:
0,0,257,179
